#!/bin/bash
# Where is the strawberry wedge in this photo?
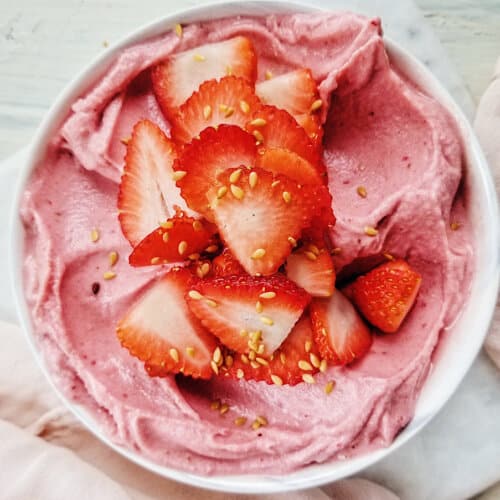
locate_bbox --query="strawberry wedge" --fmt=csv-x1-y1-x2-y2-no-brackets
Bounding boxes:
350,259,422,333
116,268,218,379
152,36,257,119
185,274,310,356
246,104,321,168
286,244,335,297
118,120,191,247
174,125,257,218
129,214,215,266
171,76,261,143
310,291,372,365
256,68,323,142
226,314,322,386
207,166,331,276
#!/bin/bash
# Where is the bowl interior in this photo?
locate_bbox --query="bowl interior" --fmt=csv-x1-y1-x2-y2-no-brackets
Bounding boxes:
10,0,500,494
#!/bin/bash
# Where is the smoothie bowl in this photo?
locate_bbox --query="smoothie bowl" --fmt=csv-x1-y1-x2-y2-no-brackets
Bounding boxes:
10,0,499,493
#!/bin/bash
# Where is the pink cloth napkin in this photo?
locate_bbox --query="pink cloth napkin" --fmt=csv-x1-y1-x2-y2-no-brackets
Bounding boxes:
2,61,499,500
474,58,500,372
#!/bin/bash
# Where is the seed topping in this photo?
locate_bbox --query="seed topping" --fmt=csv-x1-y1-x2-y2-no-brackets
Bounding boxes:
259,291,276,299
325,380,336,395
249,171,258,188
178,241,187,255
172,170,187,181
169,348,179,363
103,271,116,280
188,290,203,300
108,251,119,267
251,248,266,260
310,99,323,112
229,169,242,183
174,23,183,38
364,226,378,237
230,184,245,200
357,186,367,198
90,228,100,243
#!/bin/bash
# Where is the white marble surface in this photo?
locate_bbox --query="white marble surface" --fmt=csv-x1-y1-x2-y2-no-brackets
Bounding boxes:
0,1,499,499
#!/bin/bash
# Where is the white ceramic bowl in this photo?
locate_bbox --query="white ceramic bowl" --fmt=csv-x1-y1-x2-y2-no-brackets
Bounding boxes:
10,0,500,493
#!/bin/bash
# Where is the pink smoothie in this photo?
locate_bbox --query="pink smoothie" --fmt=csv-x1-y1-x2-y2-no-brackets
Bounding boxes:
20,12,473,475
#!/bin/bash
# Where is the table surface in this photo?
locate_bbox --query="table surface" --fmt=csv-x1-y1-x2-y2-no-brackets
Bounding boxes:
1,0,499,162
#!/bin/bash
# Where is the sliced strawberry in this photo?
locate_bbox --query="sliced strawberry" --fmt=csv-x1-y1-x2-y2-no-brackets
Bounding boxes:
129,214,215,266
171,76,261,143
185,274,310,356
174,125,257,218
152,36,257,119
310,290,372,365
255,69,322,142
207,166,331,276
255,147,325,185
212,247,245,277
246,105,321,167
116,268,218,379
226,314,322,386
285,244,335,297
117,120,190,246
350,259,422,333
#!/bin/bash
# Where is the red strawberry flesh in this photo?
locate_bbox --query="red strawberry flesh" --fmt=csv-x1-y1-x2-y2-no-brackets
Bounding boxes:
350,259,422,333
171,76,261,143
129,214,215,266
116,268,218,379
310,290,372,365
118,119,190,246
152,36,257,119
207,166,332,276
185,274,311,356
226,313,321,386
174,125,257,218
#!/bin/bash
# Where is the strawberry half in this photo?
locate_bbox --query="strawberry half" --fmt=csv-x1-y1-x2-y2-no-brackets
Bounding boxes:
310,290,372,365
171,76,261,143
185,274,310,356
255,68,322,142
207,166,331,276
285,244,335,297
255,147,325,185
116,268,218,379
212,247,245,277
152,36,257,119
129,214,215,266
246,104,321,167
118,120,190,246
350,259,422,333
226,314,322,386
174,125,257,218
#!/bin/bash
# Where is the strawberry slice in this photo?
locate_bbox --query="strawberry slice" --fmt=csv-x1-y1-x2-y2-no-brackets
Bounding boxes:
174,125,257,218
226,314,322,386
129,214,215,266
116,268,218,379
310,290,372,365
171,76,261,143
207,166,331,276
246,105,321,167
350,259,422,333
255,147,325,185
185,274,310,356
117,120,190,246
285,244,335,297
212,247,245,277
152,36,257,119
255,69,322,142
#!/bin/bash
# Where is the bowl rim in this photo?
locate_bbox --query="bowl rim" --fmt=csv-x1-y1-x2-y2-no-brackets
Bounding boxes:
9,0,500,494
